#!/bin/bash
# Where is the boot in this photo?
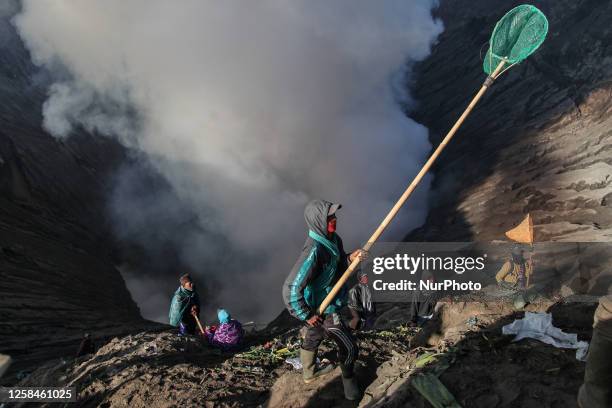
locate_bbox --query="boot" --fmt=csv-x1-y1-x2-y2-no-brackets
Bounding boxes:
340,364,360,401
300,348,334,383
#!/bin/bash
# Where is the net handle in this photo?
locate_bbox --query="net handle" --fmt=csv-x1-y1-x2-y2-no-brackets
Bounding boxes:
487,46,515,80
493,60,517,80
317,59,507,315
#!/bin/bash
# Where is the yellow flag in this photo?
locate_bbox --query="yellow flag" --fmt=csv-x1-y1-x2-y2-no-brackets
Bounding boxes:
505,213,534,244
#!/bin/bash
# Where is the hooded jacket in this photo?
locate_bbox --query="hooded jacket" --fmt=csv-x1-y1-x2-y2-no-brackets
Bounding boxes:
283,199,350,320
168,286,200,327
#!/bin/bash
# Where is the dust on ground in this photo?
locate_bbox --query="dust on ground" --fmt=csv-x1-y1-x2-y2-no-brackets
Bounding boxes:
10,297,595,408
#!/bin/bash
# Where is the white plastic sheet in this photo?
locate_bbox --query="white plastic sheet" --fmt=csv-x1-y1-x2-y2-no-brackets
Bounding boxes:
284,357,324,370
502,312,589,361
285,357,302,370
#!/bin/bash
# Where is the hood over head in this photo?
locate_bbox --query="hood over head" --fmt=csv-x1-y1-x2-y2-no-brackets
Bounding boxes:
304,199,342,237
217,308,230,324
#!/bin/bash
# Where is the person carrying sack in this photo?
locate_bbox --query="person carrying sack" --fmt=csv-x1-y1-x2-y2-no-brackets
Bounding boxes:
282,199,366,400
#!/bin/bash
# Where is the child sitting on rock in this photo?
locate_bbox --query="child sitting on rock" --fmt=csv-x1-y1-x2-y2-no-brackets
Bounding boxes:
205,309,244,351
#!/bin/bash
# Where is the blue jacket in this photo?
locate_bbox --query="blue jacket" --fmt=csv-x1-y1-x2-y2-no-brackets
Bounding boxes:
283,199,350,320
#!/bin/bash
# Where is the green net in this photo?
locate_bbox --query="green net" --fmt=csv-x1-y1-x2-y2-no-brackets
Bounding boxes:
483,4,548,75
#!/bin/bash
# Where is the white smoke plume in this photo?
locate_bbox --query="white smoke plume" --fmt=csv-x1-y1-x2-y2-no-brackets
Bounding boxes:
15,1,443,322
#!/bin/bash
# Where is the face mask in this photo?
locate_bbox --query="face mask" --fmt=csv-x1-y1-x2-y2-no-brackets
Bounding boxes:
327,217,337,233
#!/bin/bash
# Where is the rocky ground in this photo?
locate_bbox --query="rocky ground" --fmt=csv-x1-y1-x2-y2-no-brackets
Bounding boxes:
9,296,596,408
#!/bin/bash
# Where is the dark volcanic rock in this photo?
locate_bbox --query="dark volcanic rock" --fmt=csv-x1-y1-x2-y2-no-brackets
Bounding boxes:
0,6,147,382
1,1,611,403
407,0,612,243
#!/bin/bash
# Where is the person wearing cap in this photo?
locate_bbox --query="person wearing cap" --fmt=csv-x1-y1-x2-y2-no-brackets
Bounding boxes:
282,199,367,400
347,272,376,331
168,273,201,335
205,308,244,351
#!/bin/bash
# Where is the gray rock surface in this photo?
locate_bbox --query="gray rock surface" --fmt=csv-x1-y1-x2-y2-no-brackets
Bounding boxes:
2,0,611,400
0,354,10,379
0,6,148,383
407,0,612,243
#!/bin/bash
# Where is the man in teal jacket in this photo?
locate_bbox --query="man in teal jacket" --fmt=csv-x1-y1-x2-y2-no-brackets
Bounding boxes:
282,199,366,400
169,274,201,335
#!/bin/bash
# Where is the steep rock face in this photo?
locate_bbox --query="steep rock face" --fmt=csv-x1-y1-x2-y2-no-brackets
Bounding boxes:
0,8,145,381
408,0,612,242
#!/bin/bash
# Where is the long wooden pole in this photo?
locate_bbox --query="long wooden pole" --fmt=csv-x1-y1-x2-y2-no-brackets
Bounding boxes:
318,60,507,315
194,314,206,335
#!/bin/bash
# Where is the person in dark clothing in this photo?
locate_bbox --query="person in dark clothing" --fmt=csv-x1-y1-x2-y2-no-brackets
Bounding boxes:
348,272,376,330
409,270,439,326
283,199,366,400
169,274,201,335
76,333,95,357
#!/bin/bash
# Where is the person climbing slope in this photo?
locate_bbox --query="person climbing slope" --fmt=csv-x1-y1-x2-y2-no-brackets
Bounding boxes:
205,308,244,351
169,274,201,335
282,199,367,401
